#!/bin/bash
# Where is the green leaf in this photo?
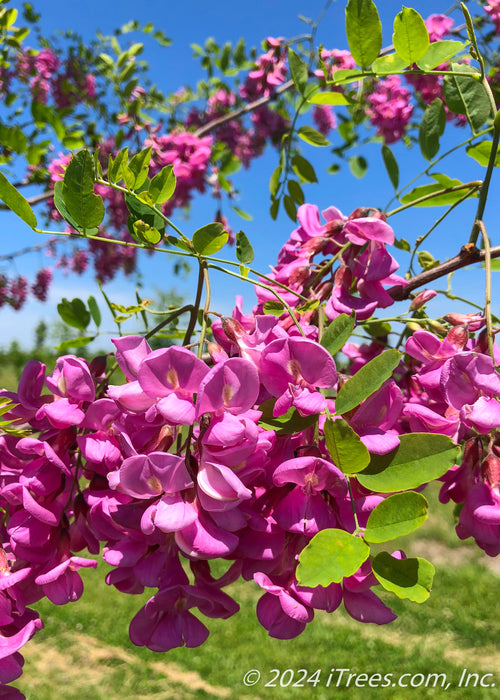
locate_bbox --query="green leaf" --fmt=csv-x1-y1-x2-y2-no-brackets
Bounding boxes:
335,348,401,415
288,48,308,95
192,222,228,255
128,146,152,189
291,154,318,183
296,298,320,313
53,182,94,234
62,129,86,151
394,237,411,251
393,7,429,64
381,145,399,190
62,150,104,230
0,171,37,229
258,399,319,436
149,164,176,204
125,188,165,235
54,336,95,352
298,125,331,147
400,177,475,207
270,198,280,220
287,179,305,205
348,155,367,178
235,231,254,264
166,235,193,253
364,492,428,543
232,206,253,221
443,65,491,133
308,91,350,106
269,165,282,197
345,0,382,68
131,220,162,245
331,68,366,85
283,194,297,221
466,140,500,167
416,40,466,71
357,433,459,492
372,53,408,74
0,125,27,154
418,250,439,270
363,320,392,338
87,296,101,328
297,529,370,586
372,552,435,603
263,300,285,316
108,147,129,183
419,98,446,161
57,298,91,330
324,418,370,474
321,311,356,356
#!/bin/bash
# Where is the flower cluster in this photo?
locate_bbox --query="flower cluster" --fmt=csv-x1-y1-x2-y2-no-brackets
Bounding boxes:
485,0,500,34
3,194,500,698
145,130,213,215
16,48,95,106
0,275,28,311
366,76,414,144
400,327,500,555
253,203,405,325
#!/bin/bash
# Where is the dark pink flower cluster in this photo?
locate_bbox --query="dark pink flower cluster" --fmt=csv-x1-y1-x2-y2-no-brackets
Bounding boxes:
239,37,288,101
0,324,399,696
253,203,405,325
399,326,500,555
485,0,500,33
31,268,52,302
0,276,28,311
366,76,413,144
51,57,97,109
16,48,95,106
312,104,337,135
313,48,356,83
144,130,213,215
3,197,500,697
186,87,288,169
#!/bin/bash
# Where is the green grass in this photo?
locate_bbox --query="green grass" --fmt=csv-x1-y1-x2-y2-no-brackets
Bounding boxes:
12,486,500,699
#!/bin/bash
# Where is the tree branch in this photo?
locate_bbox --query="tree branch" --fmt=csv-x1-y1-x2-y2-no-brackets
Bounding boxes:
389,244,500,301
194,80,294,138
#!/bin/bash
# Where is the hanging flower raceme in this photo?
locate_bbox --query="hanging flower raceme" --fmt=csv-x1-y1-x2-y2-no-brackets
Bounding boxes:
3,196,500,700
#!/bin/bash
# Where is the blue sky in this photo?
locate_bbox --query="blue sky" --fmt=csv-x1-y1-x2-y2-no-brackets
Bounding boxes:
0,0,498,349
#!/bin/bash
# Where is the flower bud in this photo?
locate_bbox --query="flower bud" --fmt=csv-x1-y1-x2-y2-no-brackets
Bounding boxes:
409,289,437,311
324,219,344,238
89,354,108,378
348,207,371,220
462,436,483,470
289,265,310,286
334,265,351,288
406,321,422,333
221,316,245,343
348,207,387,222
473,328,490,354
316,281,333,301
444,312,485,332
302,236,327,255
482,453,500,488
427,320,447,336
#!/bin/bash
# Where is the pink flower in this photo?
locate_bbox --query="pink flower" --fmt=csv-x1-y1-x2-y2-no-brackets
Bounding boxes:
367,76,413,144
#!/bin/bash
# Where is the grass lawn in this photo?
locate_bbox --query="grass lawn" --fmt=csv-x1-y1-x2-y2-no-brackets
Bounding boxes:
12,485,500,699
